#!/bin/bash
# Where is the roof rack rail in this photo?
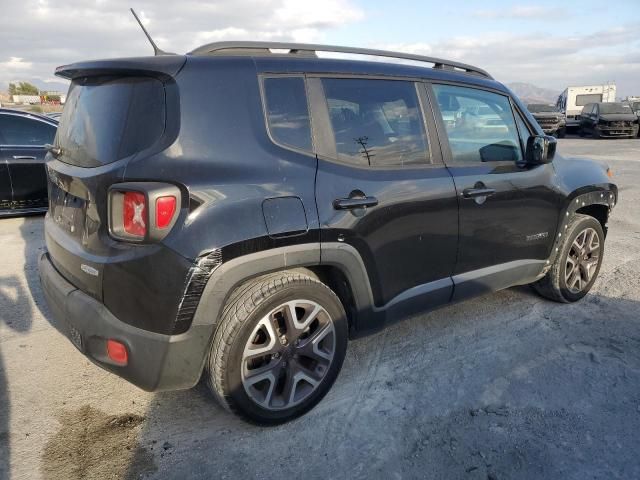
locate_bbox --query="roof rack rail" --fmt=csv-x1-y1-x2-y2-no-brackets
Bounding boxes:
187,41,493,79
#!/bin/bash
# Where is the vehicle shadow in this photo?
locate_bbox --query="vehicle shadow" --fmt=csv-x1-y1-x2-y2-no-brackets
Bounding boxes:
123,286,640,479
0,216,41,480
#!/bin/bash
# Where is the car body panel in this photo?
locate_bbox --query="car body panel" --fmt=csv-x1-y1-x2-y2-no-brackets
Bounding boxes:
0,109,57,216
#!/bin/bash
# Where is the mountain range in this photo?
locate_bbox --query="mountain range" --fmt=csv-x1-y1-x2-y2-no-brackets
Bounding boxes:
506,82,560,105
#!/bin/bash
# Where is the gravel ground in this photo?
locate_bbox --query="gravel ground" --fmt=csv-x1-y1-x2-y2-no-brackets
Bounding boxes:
1,137,639,480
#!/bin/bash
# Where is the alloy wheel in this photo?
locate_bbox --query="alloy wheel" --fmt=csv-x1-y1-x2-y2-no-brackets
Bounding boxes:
565,227,600,294
241,300,336,411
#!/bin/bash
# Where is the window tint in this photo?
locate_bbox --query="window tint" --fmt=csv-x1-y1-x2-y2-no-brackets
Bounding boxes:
0,114,56,146
58,76,165,167
433,84,523,163
321,79,429,167
263,77,312,152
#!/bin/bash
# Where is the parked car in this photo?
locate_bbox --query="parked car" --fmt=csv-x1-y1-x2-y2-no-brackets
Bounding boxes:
579,102,639,138
625,101,640,136
0,108,57,216
527,104,566,137
38,42,617,424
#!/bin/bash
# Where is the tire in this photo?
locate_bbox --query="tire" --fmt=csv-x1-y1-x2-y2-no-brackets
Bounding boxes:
578,127,585,137
592,127,601,139
532,214,605,303
557,127,566,138
205,271,348,424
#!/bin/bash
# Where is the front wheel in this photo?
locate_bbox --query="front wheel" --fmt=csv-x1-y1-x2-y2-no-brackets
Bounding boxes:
205,271,348,424
532,214,605,303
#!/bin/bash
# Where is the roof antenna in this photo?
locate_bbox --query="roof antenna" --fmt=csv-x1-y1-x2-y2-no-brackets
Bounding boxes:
130,8,174,56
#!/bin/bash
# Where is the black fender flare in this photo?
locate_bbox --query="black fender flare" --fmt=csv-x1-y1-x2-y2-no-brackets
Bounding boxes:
191,242,376,329
543,187,617,275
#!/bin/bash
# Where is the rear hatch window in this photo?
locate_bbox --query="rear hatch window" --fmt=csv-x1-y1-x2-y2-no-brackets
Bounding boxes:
56,76,165,167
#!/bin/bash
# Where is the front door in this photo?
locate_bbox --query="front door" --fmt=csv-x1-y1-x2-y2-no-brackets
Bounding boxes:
0,112,56,211
311,77,459,312
429,83,561,299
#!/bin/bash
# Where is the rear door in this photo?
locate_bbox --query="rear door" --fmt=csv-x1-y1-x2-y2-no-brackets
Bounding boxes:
429,83,560,299
310,76,458,312
0,112,56,211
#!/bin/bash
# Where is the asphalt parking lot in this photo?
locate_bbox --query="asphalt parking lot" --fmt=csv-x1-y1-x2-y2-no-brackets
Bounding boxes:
1,136,639,480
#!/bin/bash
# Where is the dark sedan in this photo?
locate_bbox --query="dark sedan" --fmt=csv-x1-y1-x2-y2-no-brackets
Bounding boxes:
0,108,57,216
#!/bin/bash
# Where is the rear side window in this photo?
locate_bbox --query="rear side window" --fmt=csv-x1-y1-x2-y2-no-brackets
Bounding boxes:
0,114,56,146
57,76,165,167
576,94,602,106
263,77,312,152
433,84,523,164
322,78,429,167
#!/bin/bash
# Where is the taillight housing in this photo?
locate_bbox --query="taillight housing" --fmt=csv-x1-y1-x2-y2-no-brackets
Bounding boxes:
108,182,181,242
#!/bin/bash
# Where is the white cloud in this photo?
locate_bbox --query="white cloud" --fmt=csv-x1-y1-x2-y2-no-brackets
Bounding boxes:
0,0,364,90
382,25,640,97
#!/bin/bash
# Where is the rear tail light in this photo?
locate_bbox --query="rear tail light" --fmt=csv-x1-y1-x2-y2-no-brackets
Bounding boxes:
123,191,147,237
109,183,181,242
156,195,177,229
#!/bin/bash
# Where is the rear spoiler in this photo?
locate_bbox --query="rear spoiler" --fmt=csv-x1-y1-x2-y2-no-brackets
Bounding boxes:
55,55,187,80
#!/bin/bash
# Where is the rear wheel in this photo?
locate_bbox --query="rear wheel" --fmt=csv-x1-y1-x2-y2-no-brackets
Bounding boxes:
533,214,604,303
205,271,348,424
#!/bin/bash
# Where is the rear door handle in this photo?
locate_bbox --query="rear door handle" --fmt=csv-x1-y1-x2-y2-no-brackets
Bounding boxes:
12,155,37,160
333,196,379,210
462,188,496,199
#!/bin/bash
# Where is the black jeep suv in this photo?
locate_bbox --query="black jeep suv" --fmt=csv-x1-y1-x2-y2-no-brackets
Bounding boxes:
579,102,639,138
38,42,617,424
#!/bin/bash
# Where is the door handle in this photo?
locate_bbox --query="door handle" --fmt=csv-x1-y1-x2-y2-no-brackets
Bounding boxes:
333,196,379,210
462,187,496,199
12,155,37,160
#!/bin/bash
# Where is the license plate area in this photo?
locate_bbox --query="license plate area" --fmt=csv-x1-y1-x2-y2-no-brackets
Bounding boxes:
49,183,87,240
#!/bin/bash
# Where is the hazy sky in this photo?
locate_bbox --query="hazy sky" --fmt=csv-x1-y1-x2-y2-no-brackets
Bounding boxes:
1,0,638,97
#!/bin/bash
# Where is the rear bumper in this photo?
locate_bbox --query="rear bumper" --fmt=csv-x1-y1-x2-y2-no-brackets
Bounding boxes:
38,251,214,391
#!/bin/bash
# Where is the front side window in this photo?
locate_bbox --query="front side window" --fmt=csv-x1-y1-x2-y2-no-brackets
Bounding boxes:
321,78,429,167
0,114,56,146
263,77,312,152
432,84,523,163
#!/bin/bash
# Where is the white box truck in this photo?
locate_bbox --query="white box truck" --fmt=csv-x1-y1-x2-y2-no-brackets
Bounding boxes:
556,84,616,127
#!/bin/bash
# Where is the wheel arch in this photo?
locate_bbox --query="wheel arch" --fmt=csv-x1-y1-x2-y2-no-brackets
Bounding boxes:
190,243,378,338
544,187,616,275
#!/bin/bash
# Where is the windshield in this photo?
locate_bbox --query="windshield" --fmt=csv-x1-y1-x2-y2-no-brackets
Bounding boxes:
56,76,166,167
598,103,633,115
527,104,558,113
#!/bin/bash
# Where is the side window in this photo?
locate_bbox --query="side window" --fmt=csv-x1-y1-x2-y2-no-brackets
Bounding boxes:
263,77,312,152
432,84,523,164
0,114,56,146
321,78,429,167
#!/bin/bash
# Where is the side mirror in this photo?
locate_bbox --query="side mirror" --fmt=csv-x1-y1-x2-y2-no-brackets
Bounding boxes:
525,135,556,165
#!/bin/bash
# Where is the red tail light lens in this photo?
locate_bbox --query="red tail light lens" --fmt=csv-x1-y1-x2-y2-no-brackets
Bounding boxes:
156,196,177,229
123,191,147,237
106,339,128,366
